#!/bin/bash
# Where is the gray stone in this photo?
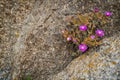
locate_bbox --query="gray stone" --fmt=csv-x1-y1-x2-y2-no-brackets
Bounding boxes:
0,0,120,80
50,34,120,80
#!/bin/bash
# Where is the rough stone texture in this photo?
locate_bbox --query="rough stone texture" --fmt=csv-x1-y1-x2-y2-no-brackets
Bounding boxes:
50,34,120,80
0,0,120,80
0,0,35,80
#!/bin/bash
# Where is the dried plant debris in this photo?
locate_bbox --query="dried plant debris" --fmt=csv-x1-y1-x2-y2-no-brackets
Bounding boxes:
61,8,111,58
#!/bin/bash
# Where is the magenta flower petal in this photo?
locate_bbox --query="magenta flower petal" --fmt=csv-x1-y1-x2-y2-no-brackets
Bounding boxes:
93,7,99,12
104,11,111,17
79,25,87,31
67,37,71,41
78,44,88,52
95,29,104,37
90,35,95,40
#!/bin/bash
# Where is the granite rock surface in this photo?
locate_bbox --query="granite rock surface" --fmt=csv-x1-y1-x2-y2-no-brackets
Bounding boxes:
0,0,120,80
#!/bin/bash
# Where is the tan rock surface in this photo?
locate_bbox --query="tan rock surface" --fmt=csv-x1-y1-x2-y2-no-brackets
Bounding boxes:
50,34,120,80
0,0,120,80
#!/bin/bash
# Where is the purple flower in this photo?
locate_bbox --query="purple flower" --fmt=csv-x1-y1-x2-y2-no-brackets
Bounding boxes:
95,29,104,37
93,7,99,12
90,35,95,40
79,25,87,31
78,44,88,52
104,11,111,17
67,37,71,41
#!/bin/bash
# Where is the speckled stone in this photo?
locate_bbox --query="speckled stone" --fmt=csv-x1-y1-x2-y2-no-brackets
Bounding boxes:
0,0,120,80
50,34,120,80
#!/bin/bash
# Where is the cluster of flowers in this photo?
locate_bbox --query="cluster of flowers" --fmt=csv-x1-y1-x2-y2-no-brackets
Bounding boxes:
62,8,111,54
78,25,104,52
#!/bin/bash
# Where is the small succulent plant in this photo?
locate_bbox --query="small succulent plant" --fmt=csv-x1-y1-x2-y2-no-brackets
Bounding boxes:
61,8,111,58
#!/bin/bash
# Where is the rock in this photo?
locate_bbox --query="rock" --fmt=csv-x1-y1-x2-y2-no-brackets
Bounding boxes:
0,0,35,80
50,34,120,80
0,0,120,80
12,1,72,80
12,0,120,80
